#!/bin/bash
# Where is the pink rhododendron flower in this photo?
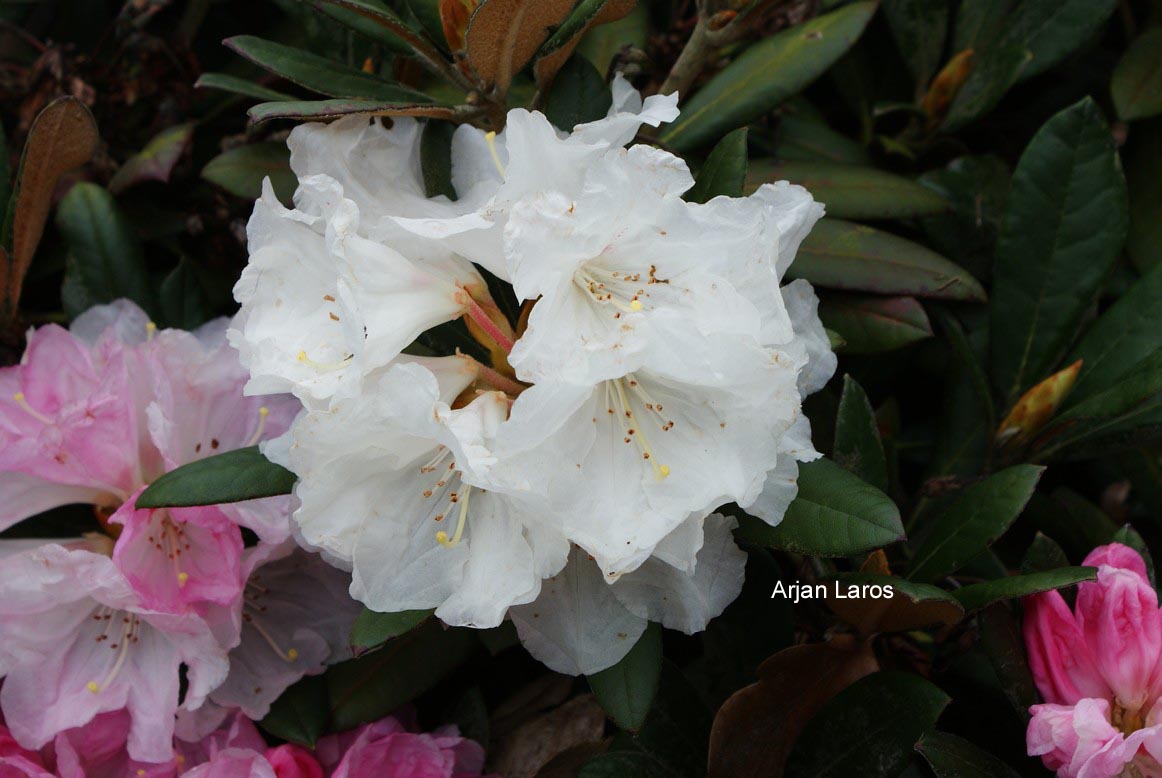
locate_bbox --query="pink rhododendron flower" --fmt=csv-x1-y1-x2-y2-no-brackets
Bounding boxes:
1024,542,1162,776
318,715,487,778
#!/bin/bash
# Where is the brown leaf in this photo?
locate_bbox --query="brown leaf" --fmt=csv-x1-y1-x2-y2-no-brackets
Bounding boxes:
441,0,480,51
707,638,878,777
108,122,194,194
860,549,892,576
465,0,575,94
822,575,964,635
490,694,606,778
922,49,974,125
3,96,98,321
996,359,1083,450
532,0,637,90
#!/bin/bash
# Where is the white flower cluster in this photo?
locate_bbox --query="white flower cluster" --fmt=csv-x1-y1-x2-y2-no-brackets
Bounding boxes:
230,77,836,675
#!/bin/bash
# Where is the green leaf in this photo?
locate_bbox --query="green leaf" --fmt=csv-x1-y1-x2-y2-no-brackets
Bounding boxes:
990,98,1128,402
1113,27,1162,121
420,120,456,200
587,622,662,732
882,0,952,87
824,573,964,633
785,671,950,777
944,0,1118,129
1067,263,1162,402
685,128,748,204
951,0,1013,53
908,465,1045,583
349,608,434,651
225,35,433,102
158,258,213,330
305,0,449,67
135,446,296,509
544,55,613,132
248,99,454,124
578,2,649,75
302,0,413,51
1021,532,1070,574
833,375,888,492
794,219,984,301
660,2,877,151
916,731,1022,777
202,142,296,203
1125,120,1162,273
737,457,904,557
259,674,330,747
818,294,933,354
195,72,296,102
108,123,194,194
327,620,477,731
746,161,949,220
56,183,154,319
952,567,1096,613
776,113,870,165
1026,489,1119,561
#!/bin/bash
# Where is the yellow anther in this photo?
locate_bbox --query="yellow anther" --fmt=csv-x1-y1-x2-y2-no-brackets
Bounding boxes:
629,300,643,311
145,322,157,342
138,770,147,776
287,648,299,660
178,572,189,586
296,350,308,362
86,681,100,693
258,406,269,418
484,131,506,177
246,405,272,447
13,392,24,402
658,465,671,478
435,530,450,544
436,485,472,548
13,392,52,424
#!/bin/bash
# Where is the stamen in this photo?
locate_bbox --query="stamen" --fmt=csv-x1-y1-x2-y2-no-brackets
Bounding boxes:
296,350,353,372
145,322,157,342
458,289,515,354
609,377,671,481
573,267,648,315
244,406,270,447
87,614,138,693
178,572,189,586
436,484,472,548
244,612,299,662
484,131,505,177
12,392,52,424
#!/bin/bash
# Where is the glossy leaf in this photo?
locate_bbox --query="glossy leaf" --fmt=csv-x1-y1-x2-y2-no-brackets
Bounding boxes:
817,294,933,354
952,567,1096,613
917,731,1022,777
56,183,154,319
544,55,613,132
776,114,870,165
793,219,984,301
303,0,413,51
158,258,212,330
660,2,876,151
883,0,951,87
833,375,888,491
225,36,433,102
108,123,194,194
685,128,747,204
908,465,1045,582
248,99,455,124
746,161,950,220
1066,263,1162,403
202,142,296,202
990,98,1128,402
736,457,904,557
306,0,449,66
195,73,295,101
824,573,964,634
349,608,434,650
1113,27,1162,121
1022,532,1070,574
135,446,296,508
587,622,661,732
260,674,329,747
785,671,950,777
420,120,457,200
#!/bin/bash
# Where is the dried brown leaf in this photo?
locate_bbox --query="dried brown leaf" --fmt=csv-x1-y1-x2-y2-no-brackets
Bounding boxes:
490,694,606,778
532,0,637,90
465,0,575,94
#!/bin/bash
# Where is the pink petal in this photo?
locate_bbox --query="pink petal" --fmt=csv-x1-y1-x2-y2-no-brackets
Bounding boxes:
1024,590,1111,705
265,745,325,778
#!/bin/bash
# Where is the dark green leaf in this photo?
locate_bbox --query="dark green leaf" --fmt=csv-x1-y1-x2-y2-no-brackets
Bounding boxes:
1125,120,1162,273
833,375,888,491
818,294,933,354
747,160,949,220
660,2,877,151
444,686,490,748
951,0,1013,52
327,620,477,731
196,73,296,101
908,465,1045,582
737,457,904,557
1113,27,1162,121
136,446,296,508
794,219,984,301
248,99,454,123
420,120,456,200
776,113,870,165
882,0,952,87
403,0,444,44
544,55,614,132
1067,264,1162,403
990,98,1128,402
952,567,1095,613
685,128,748,204
1021,532,1069,574
979,602,1038,717
916,731,1022,777
158,258,213,330
202,142,297,203
1026,489,1119,561
225,35,433,102
579,751,662,778
578,2,649,75
785,672,950,777
56,183,154,319
303,0,413,51
259,674,330,747
824,573,964,633
919,155,1010,278
587,622,662,732
349,608,434,651
305,0,448,66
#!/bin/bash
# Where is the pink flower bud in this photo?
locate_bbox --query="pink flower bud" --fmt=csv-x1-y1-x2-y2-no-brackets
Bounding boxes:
1077,544,1162,713
265,744,324,778
1024,589,1110,705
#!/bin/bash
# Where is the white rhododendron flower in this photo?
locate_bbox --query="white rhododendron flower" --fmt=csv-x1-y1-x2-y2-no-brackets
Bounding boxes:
233,75,836,675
